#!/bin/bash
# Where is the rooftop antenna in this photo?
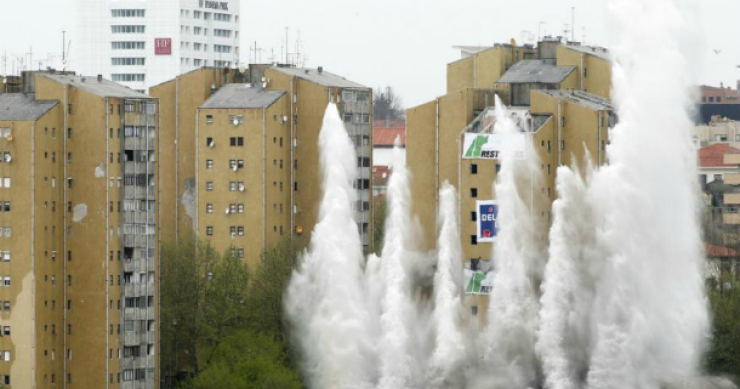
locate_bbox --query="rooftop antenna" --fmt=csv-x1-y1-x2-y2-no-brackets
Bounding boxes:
285,27,289,64
571,7,576,42
582,26,587,45
538,21,546,42
62,31,66,64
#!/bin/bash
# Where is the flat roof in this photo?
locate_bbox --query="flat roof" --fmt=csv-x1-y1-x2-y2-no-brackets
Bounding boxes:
271,67,367,89
0,94,58,121
497,60,576,84
536,89,614,110
41,74,151,99
564,45,611,61
202,84,285,109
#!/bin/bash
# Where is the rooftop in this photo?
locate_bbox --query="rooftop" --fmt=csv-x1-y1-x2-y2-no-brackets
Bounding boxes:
373,128,406,148
564,44,611,61
0,94,58,121
699,143,740,168
706,243,738,257
202,84,285,109
497,60,576,84
536,89,614,110
41,74,150,99
271,67,367,89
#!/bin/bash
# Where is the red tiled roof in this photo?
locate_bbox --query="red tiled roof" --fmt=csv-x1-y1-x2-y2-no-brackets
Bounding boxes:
373,165,392,185
698,143,740,167
373,120,406,147
706,243,738,257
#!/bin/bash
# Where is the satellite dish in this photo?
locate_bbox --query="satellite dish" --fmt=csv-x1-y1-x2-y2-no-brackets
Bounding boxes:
4,155,11,163
239,184,245,192
233,119,239,126
232,164,238,172
225,208,230,214
262,82,267,88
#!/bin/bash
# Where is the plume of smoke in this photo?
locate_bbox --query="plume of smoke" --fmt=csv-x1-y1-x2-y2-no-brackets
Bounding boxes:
427,182,468,389
285,103,376,389
477,97,546,389
539,0,711,388
376,139,424,388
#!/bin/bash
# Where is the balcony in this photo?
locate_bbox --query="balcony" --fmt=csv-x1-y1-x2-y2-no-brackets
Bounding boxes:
123,211,156,224
124,161,156,174
123,186,156,200
724,193,740,205
124,137,156,151
723,213,740,225
123,234,156,248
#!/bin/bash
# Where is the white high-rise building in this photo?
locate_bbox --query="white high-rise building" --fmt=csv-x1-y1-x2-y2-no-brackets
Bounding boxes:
76,0,241,93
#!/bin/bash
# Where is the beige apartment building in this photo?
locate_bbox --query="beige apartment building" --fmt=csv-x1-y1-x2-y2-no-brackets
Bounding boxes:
0,71,159,388
407,38,613,316
152,65,374,260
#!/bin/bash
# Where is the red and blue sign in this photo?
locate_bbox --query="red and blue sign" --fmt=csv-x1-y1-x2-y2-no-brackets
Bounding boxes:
477,200,499,242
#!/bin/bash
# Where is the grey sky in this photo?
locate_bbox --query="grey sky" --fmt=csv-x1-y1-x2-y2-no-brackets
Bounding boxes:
1,0,739,107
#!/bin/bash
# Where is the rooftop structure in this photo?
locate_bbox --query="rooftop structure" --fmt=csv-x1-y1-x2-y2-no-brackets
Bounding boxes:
0,94,58,121
497,60,576,84
201,84,285,109
270,67,367,89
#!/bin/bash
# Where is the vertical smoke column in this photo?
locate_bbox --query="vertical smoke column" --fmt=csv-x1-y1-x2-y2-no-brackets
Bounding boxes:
285,103,375,389
538,163,599,389
539,0,710,388
427,182,467,389
481,97,544,388
586,0,708,387
376,139,422,388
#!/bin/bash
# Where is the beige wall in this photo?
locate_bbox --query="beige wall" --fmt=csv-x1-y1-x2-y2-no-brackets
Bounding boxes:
150,68,234,245
556,46,612,99
447,46,536,94
196,97,290,267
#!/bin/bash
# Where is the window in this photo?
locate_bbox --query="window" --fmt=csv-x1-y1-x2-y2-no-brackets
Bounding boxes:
112,74,145,82
206,181,213,191
230,137,244,146
111,9,145,17
716,134,729,142
470,164,478,174
714,174,723,181
206,204,213,214
471,235,478,245
357,157,370,167
471,306,478,316
112,57,146,66
206,159,214,169
229,115,243,125
471,212,477,221
214,29,232,37
214,45,232,53
470,188,478,198
111,25,146,34
214,13,231,21
2,202,9,212
112,41,146,50
206,115,213,124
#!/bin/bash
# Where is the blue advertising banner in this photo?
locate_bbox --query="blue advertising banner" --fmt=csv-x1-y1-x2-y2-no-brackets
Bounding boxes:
477,200,499,243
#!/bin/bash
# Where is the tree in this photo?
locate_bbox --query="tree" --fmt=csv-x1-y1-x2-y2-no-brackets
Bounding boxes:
188,330,302,389
705,281,740,379
161,236,303,388
373,197,387,252
373,86,405,122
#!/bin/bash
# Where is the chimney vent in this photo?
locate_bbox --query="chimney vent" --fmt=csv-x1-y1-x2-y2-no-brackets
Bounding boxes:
318,66,323,74
97,74,103,83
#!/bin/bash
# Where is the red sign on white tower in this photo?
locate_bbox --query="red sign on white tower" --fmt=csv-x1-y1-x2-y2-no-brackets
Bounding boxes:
155,38,172,55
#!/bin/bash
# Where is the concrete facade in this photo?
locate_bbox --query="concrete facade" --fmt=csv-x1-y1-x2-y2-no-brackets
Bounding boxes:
407,38,613,320
0,72,160,388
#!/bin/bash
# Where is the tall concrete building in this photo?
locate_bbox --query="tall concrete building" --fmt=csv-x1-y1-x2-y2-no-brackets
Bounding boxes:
407,38,613,316
0,71,159,388
76,0,241,93
151,65,374,261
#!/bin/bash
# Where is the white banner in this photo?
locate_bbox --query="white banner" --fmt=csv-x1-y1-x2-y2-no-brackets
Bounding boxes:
464,269,494,295
462,133,526,160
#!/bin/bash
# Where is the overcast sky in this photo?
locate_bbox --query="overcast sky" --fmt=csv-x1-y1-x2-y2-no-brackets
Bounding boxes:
1,0,739,107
